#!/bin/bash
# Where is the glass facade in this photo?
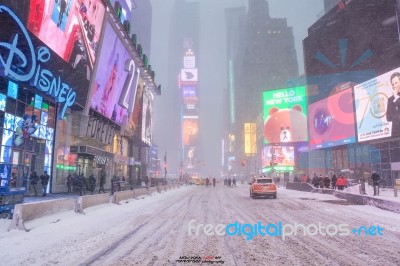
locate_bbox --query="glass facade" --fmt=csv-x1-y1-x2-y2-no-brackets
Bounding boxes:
0,77,55,193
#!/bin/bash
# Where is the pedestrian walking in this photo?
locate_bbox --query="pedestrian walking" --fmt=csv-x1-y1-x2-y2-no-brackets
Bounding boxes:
30,171,40,196
98,170,106,194
40,171,50,196
67,174,72,193
331,174,337,190
88,174,96,195
213,177,216,187
371,171,381,196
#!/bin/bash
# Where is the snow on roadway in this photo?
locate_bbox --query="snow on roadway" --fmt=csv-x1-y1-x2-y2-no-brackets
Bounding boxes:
0,184,399,266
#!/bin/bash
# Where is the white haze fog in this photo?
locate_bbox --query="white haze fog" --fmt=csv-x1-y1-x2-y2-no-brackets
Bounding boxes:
151,0,323,177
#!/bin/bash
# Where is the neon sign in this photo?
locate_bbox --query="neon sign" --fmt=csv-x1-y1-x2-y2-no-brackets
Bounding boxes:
0,5,76,119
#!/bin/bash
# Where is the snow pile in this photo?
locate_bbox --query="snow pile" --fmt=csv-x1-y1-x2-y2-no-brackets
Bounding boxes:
344,184,374,195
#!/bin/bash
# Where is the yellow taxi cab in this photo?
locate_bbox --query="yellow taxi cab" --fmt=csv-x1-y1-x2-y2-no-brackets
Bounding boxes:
250,177,277,199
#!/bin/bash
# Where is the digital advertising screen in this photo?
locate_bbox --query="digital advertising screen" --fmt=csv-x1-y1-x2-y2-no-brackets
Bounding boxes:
141,89,153,146
354,66,400,141
263,86,308,144
0,3,92,112
27,0,105,73
180,69,198,83
261,145,295,171
109,0,133,23
7,81,18,99
183,118,199,146
308,87,356,149
128,82,144,133
90,20,133,125
182,86,197,98
34,94,43,110
0,93,5,111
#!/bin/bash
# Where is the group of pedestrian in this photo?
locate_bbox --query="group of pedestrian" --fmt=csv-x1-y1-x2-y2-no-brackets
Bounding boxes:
223,178,236,187
29,171,50,197
310,173,348,190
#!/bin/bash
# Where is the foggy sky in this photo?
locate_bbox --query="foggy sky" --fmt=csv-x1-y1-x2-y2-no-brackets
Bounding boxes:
150,0,323,177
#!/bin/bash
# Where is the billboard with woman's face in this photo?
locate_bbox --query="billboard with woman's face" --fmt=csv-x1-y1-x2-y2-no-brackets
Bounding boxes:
90,21,133,125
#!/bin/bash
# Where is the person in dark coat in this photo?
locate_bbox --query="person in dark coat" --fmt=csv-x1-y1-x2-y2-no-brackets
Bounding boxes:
371,171,381,196
312,174,319,187
40,171,50,196
331,174,337,190
318,174,324,188
99,170,106,194
88,174,96,195
30,171,40,196
324,175,330,188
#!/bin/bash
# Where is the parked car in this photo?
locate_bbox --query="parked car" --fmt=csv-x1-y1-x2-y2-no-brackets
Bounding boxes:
250,177,277,199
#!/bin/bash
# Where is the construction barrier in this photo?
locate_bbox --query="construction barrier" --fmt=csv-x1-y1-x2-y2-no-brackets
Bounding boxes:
112,190,135,204
8,198,75,231
76,193,110,214
134,188,149,197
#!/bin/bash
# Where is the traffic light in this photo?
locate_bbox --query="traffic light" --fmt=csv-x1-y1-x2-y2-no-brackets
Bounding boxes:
241,160,245,167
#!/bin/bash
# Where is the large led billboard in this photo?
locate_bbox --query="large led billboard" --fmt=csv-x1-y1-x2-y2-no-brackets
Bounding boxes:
180,69,198,83
261,145,295,171
141,89,153,146
183,119,199,146
354,66,400,141
263,86,308,144
128,82,144,133
308,87,356,149
109,0,133,23
0,4,83,116
90,20,135,125
27,0,105,76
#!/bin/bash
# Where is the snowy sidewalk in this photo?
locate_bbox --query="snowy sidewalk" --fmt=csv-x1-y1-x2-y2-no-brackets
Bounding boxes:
344,185,400,203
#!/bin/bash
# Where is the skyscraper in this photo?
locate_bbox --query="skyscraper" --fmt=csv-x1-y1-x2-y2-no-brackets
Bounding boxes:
230,0,299,173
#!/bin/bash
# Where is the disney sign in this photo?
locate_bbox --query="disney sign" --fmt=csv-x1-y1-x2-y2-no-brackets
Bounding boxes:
0,5,76,119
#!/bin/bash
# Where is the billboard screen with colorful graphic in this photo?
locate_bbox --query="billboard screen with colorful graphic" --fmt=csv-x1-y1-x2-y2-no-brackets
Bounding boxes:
354,66,400,141
141,89,153,146
308,87,356,149
261,145,295,171
263,86,308,144
90,20,135,125
183,118,199,146
26,0,105,78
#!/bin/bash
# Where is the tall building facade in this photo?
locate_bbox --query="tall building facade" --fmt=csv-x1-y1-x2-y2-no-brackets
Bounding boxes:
0,0,159,195
168,0,200,176
301,0,400,186
226,0,299,177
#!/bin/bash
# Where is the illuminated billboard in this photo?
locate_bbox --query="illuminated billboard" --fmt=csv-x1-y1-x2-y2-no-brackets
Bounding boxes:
261,145,295,171
180,69,198,82
109,0,133,23
141,89,153,146
90,20,135,125
128,81,144,133
183,119,199,146
244,123,257,155
308,87,356,149
27,0,105,75
354,66,400,141
182,86,197,98
263,86,308,144
0,4,83,115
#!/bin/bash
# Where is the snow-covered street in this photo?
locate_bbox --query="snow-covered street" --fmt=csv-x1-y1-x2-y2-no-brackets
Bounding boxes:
1,184,400,266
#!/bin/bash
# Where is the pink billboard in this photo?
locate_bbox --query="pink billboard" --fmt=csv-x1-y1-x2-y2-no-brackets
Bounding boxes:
308,87,356,149
90,21,133,125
